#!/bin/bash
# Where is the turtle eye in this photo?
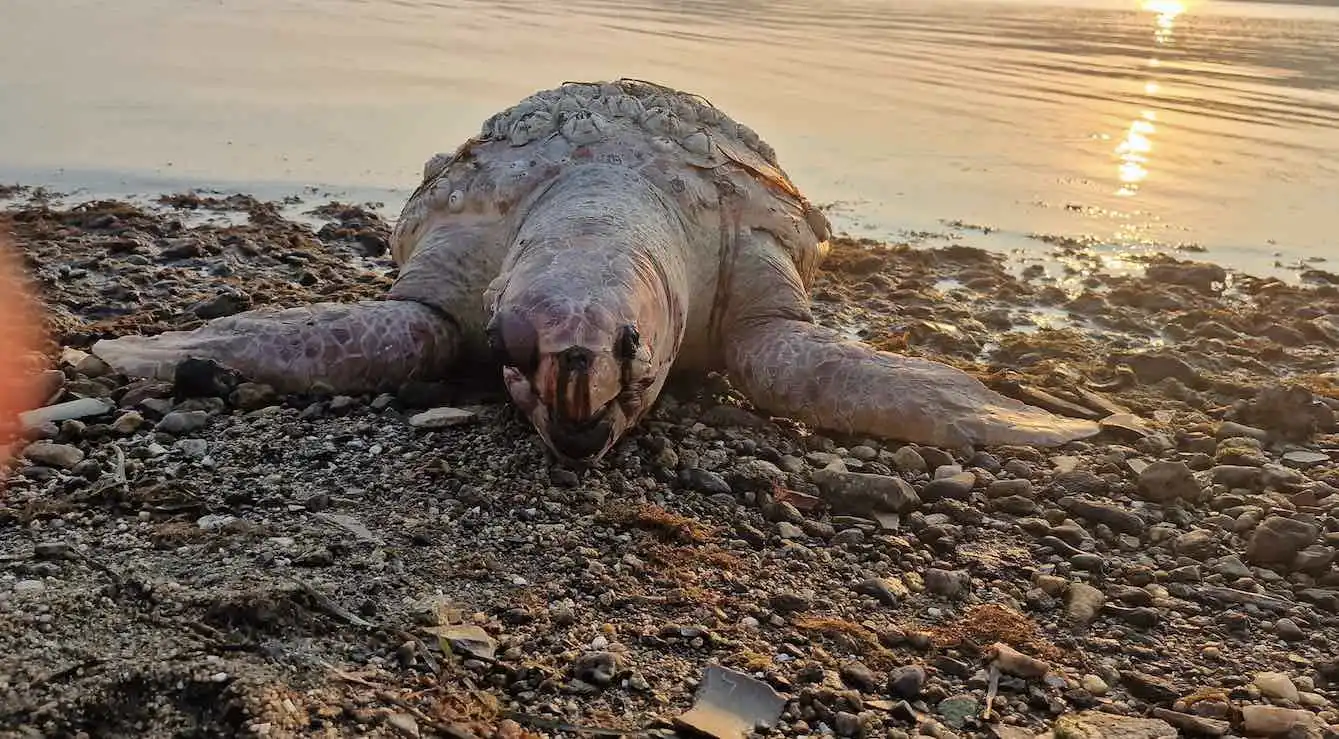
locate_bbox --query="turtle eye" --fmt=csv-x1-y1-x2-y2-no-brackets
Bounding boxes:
615,324,640,361
487,311,539,374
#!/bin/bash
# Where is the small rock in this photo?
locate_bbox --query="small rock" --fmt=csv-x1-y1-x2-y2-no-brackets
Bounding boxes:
924,568,971,599
769,591,811,614
936,695,979,729
1120,671,1179,705
1053,710,1176,739
682,468,731,495
1254,672,1301,703
408,407,477,429
1282,451,1329,469
1275,618,1306,642
1081,675,1110,695
1136,460,1204,503
812,465,921,515
155,410,210,435
921,472,976,502
1065,583,1105,624
986,478,1034,498
891,446,928,474
990,642,1048,678
1240,705,1319,736
777,522,804,539
1247,516,1320,566
888,665,927,699
1100,413,1155,439
21,441,85,469
1173,529,1218,560
840,661,879,692
1148,709,1229,737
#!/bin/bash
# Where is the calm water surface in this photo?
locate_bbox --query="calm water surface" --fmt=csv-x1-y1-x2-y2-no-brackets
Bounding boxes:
1,0,1337,278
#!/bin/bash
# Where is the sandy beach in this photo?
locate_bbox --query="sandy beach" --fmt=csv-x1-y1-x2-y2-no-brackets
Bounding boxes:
1,187,1336,738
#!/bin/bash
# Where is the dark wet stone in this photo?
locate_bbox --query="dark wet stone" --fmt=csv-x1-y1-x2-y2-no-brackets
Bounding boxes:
887,665,927,700
1136,461,1204,504
1067,499,1146,536
1052,470,1109,497
1120,670,1180,705
190,289,253,319
681,468,732,495
173,357,238,398
920,472,976,503
1246,516,1320,566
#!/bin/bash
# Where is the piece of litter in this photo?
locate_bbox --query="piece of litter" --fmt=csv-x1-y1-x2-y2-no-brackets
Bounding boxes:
674,664,786,739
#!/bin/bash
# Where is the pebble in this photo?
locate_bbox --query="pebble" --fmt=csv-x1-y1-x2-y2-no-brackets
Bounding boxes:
1274,618,1306,642
839,661,879,692
1253,672,1300,703
924,568,971,598
1136,460,1203,503
1065,582,1105,624
1240,705,1319,736
811,465,921,515
985,478,1034,498
21,441,85,469
891,446,928,473
1282,450,1329,468
408,407,477,429
1247,516,1321,566
1053,710,1176,739
777,522,804,539
936,695,978,728
1173,529,1218,560
888,665,927,699
155,410,210,435
1081,675,1110,695
920,472,976,502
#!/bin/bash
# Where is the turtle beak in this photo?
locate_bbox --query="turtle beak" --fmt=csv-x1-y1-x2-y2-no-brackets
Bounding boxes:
527,345,627,465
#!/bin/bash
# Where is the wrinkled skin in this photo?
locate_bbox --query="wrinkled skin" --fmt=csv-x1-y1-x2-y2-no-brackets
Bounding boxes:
90,79,1100,465
483,164,688,463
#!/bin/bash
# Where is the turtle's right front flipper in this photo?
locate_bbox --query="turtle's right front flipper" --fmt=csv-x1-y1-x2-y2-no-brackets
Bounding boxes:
91,299,459,394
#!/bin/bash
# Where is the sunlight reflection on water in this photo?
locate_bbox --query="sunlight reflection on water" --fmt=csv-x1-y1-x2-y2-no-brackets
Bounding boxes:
0,0,1336,280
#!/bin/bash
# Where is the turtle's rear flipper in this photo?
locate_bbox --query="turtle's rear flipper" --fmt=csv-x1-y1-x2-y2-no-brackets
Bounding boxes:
91,299,459,394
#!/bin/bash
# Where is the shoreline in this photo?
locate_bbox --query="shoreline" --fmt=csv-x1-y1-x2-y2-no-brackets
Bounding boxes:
1,189,1337,738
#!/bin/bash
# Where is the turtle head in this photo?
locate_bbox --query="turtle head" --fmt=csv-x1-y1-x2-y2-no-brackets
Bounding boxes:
486,299,674,466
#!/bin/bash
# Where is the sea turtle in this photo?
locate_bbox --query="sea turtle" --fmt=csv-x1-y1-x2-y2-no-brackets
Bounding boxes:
90,79,1100,464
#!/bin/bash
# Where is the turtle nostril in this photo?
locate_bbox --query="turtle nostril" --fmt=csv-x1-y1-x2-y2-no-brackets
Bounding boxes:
558,346,593,374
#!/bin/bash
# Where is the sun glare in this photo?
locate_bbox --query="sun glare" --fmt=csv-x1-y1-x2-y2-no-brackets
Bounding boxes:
1114,0,1189,197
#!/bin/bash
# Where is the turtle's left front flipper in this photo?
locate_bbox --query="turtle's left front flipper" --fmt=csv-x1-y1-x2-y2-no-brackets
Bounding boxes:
720,231,1100,449
91,298,459,394
724,317,1100,448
